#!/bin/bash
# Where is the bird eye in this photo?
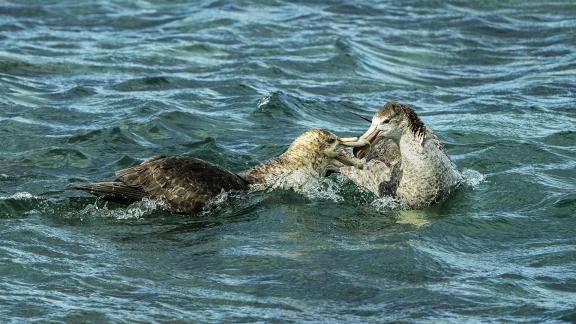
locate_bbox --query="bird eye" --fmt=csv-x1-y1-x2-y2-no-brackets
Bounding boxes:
327,137,336,144
382,119,390,124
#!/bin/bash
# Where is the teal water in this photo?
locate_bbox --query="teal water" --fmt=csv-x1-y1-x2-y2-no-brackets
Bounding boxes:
1,0,575,322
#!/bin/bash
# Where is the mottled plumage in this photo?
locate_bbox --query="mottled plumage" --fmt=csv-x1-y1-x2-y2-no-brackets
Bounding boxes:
336,135,401,197
340,102,462,209
73,129,363,214
74,156,249,213
243,129,360,185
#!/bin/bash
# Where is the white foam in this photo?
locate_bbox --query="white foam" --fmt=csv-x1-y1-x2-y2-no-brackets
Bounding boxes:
256,94,272,109
371,195,403,212
201,189,232,214
461,169,486,187
250,169,344,202
0,192,37,200
81,198,167,219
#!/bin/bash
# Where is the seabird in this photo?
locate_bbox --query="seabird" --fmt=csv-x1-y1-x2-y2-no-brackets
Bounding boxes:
73,129,366,214
336,102,463,209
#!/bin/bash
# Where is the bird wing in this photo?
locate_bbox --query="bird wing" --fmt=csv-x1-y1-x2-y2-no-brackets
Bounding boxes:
115,156,249,213
340,136,403,198
340,160,395,197
366,137,401,165
71,181,147,204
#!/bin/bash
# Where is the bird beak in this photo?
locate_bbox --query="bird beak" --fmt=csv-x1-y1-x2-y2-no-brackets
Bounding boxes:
353,123,380,159
333,149,364,169
330,137,369,169
338,137,371,148
324,144,364,169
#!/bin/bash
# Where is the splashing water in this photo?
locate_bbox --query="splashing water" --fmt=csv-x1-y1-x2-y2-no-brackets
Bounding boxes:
250,169,345,202
371,195,404,212
80,198,168,220
461,169,486,187
203,189,230,207
0,192,38,200
201,189,235,215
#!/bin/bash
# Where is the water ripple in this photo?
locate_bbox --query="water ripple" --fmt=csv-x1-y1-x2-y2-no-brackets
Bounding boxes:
0,0,575,322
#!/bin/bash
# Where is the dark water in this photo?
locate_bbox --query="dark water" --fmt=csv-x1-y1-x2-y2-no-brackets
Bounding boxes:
1,0,575,322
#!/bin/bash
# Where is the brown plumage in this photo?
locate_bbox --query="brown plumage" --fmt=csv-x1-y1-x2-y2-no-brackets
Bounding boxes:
73,129,363,214
73,156,249,213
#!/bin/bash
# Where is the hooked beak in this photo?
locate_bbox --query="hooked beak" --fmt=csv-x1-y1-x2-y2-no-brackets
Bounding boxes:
324,140,365,169
333,149,364,169
338,137,371,148
353,123,380,159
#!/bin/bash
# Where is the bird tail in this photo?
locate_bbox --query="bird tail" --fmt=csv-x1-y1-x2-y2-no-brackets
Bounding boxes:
71,182,147,204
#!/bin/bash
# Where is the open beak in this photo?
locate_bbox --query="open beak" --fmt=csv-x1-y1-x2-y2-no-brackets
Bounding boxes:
325,143,364,169
353,123,380,159
338,137,371,148
333,149,364,169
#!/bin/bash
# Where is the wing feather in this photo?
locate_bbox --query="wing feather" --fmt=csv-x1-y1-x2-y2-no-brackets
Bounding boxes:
115,156,248,213
71,182,147,204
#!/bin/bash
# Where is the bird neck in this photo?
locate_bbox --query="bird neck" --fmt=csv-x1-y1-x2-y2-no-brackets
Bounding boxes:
244,148,322,184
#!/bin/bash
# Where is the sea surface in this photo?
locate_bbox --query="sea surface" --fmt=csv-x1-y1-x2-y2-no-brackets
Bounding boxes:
1,0,575,322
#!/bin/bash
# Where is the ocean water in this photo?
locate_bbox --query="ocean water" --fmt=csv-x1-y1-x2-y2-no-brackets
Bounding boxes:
1,0,575,322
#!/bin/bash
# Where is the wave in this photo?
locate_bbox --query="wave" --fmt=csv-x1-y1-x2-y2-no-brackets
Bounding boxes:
79,198,168,220
0,192,38,200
